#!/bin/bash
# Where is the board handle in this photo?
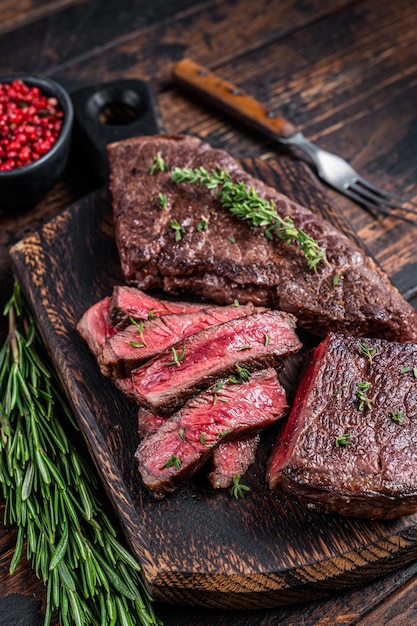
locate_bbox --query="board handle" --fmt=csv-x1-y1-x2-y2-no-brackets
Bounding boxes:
71,79,162,182
172,58,296,140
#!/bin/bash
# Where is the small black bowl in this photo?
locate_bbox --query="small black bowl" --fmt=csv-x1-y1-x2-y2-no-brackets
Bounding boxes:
0,74,74,210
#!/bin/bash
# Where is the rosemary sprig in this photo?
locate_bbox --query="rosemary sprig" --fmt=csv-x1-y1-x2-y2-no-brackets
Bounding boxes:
171,166,327,271
0,283,161,626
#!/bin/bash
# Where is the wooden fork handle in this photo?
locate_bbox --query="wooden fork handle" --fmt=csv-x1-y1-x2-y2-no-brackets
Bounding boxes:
172,58,296,140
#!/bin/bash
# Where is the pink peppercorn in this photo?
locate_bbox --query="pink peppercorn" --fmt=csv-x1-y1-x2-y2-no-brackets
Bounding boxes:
0,79,64,171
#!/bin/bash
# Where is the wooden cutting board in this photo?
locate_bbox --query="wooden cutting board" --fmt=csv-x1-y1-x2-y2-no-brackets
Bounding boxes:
9,156,417,609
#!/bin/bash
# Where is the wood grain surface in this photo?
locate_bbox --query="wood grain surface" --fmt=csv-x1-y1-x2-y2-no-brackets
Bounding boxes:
9,157,417,610
2,1,417,624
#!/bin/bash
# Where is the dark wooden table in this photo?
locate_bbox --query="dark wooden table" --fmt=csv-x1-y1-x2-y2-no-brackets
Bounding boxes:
2,0,417,624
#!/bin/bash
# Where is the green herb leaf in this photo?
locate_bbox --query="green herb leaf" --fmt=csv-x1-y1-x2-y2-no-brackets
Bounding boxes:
334,433,353,447
356,380,373,410
149,152,167,175
166,343,186,366
162,454,181,469
170,218,186,242
332,272,341,286
197,216,209,231
147,307,170,319
390,409,403,423
357,341,377,365
158,192,168,209
129,317,146,346
230,473,251,499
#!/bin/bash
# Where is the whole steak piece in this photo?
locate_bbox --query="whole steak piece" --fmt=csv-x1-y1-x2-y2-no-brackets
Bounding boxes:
107,134,417,343
130,309,301,414
135,368,287,494
267,332,417,519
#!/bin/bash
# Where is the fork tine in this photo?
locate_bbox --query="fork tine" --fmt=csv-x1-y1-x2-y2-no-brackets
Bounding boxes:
343,186,417,224
352,178,417,216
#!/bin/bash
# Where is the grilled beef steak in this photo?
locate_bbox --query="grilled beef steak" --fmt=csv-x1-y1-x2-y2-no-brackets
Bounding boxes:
99,302,257,378
267,332,417,519
108,285,204,328
108,134,417,342
135,368,287,494
130,309,301,414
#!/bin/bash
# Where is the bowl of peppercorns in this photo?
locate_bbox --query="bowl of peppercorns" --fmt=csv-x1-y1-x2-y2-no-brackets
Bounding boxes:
0,74,73,209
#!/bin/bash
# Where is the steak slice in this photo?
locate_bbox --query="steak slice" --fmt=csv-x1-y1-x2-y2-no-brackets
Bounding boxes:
108,134,417,343
99,302,257,378
138,407,259,489
267,332,417,519
138,407,165,439
130,309,301,414
109,285,204,328
208,435,260,489
135,368,287,494
77,297,116,356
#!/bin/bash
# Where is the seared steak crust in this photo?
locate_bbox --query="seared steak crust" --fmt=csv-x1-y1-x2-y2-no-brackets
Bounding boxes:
267,332,417,519
108,134,417,343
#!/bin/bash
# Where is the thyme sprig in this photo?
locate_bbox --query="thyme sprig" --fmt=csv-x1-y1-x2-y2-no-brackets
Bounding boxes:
356,380,373,411
230,473,250,499
357,341,377,365
171,166,327,271
334,433,353,447
0,283,161,626
166,343,186,366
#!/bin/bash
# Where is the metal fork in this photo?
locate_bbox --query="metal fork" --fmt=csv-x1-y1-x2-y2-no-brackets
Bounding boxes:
173,59,417,224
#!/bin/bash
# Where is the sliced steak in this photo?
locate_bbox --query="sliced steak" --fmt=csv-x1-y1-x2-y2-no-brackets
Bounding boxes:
135,368,287,494
130,309,301,414
208,434,260,489
267,332,417,519
138,407,259,489
99,302,257,378
77,297,115,356
108,134,417,342
108,285,204,328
